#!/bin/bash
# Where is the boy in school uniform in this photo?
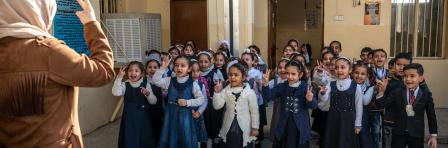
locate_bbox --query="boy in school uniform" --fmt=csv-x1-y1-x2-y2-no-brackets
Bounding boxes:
376,63,438,148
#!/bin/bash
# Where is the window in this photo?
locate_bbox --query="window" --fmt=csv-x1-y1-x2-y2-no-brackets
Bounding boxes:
100,0,118,14
390,0,446,58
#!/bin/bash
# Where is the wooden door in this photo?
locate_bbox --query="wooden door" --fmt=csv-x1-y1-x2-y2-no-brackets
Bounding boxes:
171,0,208,51
268,0,278,68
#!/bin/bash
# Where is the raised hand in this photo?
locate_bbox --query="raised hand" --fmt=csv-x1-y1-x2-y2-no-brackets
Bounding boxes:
161,55,171,69
140,87,150,96
377,77,389,96
178,99,187,107
262,69,272,86
306,86,314,102
315,60,324,72
214,80,222,93
118,65,126,78
318,85,328,95
76,0,97,25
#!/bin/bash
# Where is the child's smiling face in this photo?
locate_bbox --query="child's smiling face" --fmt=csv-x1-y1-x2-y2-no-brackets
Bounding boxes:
191,63,201,80
373,51,387,68
145,61,159,77
285,66,303,85
352,66,368,84
198,55,212,72
228,67,245,87
174,57,191,77
183,46,194,56
403,69,423,89
283,47,294,57
127,64,143,82
277,61,288,79
214,54,226,68
335,60,351,79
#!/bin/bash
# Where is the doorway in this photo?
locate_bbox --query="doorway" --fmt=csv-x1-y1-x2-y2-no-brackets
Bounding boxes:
171,0,208,51
268,0,324,65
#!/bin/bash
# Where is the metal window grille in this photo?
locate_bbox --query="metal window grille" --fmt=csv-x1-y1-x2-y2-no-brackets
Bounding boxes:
102,14,162,67
390,0,445,58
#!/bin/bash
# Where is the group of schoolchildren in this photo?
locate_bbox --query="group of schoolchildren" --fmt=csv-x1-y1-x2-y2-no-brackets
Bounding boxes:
111,39,439,148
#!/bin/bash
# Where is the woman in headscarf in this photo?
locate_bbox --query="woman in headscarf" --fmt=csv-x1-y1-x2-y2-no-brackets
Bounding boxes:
0,0,115,147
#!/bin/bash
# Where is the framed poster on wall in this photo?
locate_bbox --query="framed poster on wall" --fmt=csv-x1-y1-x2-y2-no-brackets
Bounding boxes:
364,2,380,25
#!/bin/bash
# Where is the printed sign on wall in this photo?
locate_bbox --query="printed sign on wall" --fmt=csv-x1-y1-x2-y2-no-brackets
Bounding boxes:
54,0,90,55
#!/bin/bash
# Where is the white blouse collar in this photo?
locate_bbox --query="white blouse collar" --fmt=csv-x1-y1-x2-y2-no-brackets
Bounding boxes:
176,75,190,83
201,65,215,76
288,80,301,87
127,77,144,87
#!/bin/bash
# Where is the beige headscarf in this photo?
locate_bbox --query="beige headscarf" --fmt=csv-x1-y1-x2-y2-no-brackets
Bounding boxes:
0,0,57,39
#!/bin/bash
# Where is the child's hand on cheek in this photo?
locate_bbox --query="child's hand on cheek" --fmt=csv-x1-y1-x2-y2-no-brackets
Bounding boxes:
178,99,187,107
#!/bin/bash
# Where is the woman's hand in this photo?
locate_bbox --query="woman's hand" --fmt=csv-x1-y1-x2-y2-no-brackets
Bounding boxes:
76,0,97,24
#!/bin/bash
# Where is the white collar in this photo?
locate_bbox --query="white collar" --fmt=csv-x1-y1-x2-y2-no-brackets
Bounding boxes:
176,75,190,83
288,80,301,87
201,65,215,76
127,77,144,87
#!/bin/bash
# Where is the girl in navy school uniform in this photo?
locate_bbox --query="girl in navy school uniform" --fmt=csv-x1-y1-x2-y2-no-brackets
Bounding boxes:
145,57,165,146
112,61,156,148
213,61,259,148
152,55,205,148
268,58,290,143
241,51,266,148
352,62,375,148
262,60,317,148
190,59,209,146
214,51,228,80
318,57,365,148
198,51,225,148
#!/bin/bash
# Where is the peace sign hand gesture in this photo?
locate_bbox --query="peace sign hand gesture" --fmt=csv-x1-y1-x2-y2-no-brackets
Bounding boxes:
306,86,314,102
118,65,127,78
262,69,272,87
214,80,222,93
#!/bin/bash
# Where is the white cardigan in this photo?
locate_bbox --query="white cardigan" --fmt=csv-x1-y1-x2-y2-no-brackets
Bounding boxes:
213,83,259,147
